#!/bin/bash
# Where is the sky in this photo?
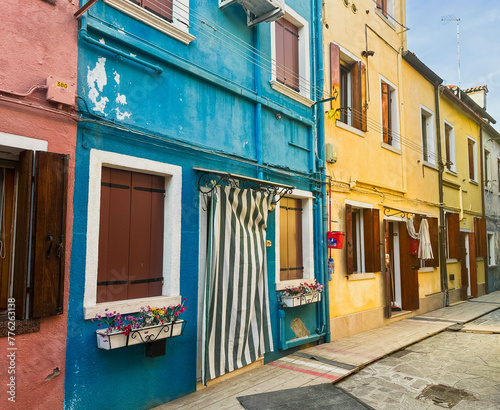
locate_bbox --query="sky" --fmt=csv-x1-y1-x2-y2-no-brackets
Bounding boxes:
405,0,500,130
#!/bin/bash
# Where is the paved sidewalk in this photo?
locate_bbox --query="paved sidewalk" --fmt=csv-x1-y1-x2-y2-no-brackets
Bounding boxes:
158,292,500,409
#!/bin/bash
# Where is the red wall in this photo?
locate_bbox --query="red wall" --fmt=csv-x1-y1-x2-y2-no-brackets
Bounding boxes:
0,0,78,408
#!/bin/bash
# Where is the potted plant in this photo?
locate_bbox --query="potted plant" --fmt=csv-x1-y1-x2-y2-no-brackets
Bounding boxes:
280,280,324,308
93,300,187,350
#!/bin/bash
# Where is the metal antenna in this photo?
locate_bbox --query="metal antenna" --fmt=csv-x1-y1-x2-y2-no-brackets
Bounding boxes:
441,15,461,89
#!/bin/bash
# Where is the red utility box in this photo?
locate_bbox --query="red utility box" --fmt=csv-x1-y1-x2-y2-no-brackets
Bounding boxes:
327,231,345,249
409,238,419,255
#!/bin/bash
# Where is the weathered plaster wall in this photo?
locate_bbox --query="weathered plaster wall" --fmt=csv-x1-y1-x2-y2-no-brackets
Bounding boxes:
0,0,78,408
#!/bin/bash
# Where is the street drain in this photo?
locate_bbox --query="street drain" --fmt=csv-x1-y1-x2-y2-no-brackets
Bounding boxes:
416,384,476,408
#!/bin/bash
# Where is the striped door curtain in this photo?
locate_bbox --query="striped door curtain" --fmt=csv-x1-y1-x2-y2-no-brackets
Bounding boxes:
203,185,274,384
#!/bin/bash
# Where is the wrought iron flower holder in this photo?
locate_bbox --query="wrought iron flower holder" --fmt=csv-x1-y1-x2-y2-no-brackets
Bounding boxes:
96,320,186,351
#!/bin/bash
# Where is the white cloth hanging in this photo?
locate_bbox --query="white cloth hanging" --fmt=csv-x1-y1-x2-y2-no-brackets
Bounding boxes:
406,217,433,260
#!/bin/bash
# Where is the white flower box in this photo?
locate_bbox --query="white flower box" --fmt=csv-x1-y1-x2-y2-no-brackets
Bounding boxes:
281,292,322,308
96,320,185,350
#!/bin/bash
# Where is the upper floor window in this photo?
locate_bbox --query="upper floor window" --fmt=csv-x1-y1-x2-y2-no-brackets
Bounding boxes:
488,232,496,266
498,158,500,193
380,78,399,148
104,0,195,45
421,106,436,165
376,0,394,20
444,121,456,172
330,43,367,132
271,7,311,106
485,149,492,189
467,136,477,182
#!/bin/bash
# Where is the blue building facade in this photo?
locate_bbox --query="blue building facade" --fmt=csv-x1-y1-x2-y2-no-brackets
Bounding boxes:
66,0,327,408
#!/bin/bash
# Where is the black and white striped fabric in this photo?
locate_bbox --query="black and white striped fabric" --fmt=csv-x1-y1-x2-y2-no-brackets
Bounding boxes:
203,185,274,384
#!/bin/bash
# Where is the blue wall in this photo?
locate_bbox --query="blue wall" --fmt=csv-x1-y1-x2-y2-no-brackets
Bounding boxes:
66,0,323,408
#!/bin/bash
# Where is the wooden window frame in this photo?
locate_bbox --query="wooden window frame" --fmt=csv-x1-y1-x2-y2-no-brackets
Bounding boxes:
380,77,399,149
275,18,300,92
83,150,182,319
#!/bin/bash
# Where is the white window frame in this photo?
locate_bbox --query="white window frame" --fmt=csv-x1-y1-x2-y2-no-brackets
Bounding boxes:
485,149,492,190
83,149,182,319
379,75,400,150
104,0,195,45
468,136,478,183
444,120,456,174
345,199,373,274
487,232,495,266
270,6,312,107
420,105,436,166
375,0,395,29
275,189,315,290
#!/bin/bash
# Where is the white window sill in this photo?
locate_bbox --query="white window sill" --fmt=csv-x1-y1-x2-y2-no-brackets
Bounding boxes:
270,81,314,107
418,267,434,273
375,9,396,30
104,0,195,45
445,168,458,176
84,295,182,320
335,120,365,138
423,160,438,171
446,258,459,264
347,272,376,281
381,142,401,155
276,278,316,291
469,179,479,186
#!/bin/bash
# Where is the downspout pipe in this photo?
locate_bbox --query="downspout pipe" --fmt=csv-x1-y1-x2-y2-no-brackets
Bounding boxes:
435,81,449,306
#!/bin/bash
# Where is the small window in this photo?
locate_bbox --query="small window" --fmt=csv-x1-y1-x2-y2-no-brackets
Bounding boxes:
421,106,435,165
330,43,367,131
376,0,394,20
444,121,456,172
345,204,380,274
275,18,300,92
130,0,173,22
488,233,495,266
381,79,399,148
279,198,303,280
468,137,477,182
485,150,491,189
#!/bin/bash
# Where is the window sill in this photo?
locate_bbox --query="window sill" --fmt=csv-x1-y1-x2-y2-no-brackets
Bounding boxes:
418,267,434,273
347,272,376,281
381,142,401,155
270,81,314,107
335,120,365,138
84,295,181,320
445,168,458,177
375,9,396,30
469,179,479,186
276,278,316,291
423,161,438,171
104,0,195,45
446,258,459,264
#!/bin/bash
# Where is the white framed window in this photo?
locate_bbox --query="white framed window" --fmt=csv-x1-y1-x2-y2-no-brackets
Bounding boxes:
420,105,436,165
380,76,399,150
275,189,315,289
467,136,478,182
83,149,182,319
487,232,495,266
270,6,312,107
375,0,395,27
444,120,456,173
485,149,492,190
104,0,195,45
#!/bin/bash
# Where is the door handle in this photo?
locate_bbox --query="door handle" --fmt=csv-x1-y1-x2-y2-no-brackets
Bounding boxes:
46,233,53,258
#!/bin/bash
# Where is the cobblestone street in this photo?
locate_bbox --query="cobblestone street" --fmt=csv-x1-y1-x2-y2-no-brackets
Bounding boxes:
338,310,500,409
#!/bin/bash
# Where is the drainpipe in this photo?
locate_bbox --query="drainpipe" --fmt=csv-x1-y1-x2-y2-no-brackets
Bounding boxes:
435,82,449,306
314,0,330,342
254,26,263,180
479,124,489,293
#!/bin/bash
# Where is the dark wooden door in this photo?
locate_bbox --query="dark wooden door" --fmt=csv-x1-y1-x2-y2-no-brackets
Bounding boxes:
469,232,478,297
460,232,468,300
399,222,419,311
384,221,393,318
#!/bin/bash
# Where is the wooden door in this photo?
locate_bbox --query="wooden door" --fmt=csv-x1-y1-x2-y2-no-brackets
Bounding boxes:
460,232,468,300
384,221,393,318
399,222,419,311
469,232,478,297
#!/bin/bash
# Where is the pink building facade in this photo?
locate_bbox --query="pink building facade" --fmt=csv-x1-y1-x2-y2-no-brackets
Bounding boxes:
0,0,78,408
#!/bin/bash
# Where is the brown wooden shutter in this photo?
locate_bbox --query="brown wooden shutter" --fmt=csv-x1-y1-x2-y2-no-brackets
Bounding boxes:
31,152,68,318
468,232,478,297
363,209,380,272
468,139,475,180
352,62,362,130
345,204,353,275
377,0,388,16
143,0,172,22
381,83,391,144
474,217,487,258
13,150,34,319
275,19,285,86
425,217,439,268
279,198,303,281
447,213,460,259
330,43,341,113
284,20,300,92
360,62,367,132
279,198,289,280
460,232,468,300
